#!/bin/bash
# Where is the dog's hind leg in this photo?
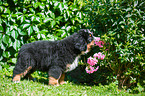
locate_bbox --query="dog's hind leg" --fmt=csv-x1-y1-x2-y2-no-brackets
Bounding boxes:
48,66,62,86
12,53,35,82
12,66,32,82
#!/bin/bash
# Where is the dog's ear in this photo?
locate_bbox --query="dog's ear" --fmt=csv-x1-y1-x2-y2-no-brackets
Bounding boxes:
78,29,90,38
78,29,87,35
74,35,87,52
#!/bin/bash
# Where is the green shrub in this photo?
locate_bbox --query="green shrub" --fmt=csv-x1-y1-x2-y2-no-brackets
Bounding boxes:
84,0,145,92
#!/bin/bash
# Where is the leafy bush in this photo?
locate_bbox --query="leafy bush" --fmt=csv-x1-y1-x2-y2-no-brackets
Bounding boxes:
84,0,145,92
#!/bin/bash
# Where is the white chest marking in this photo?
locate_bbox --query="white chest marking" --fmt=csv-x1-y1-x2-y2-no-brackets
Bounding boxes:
65,56,80,72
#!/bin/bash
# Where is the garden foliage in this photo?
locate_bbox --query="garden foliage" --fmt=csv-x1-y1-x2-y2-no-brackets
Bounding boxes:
84,0,145,92
0,0,145,92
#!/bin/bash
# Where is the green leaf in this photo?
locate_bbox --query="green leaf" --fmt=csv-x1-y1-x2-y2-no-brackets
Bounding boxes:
56,16,63,21
51,21,56,28
54,1,59,7
134,1,138,7
11,18,16,23
23,8,27,14
66,26,71,31
28,26,33,36
4,8,10,14
18,28,27,35
8,66,15,71
11,30,18,39
37,34,41,39
59,3,64,12
119,21,126,25
77,12,82,18
21,16,25,23
0,65,2,70
71,19,75,24
33,2,39,9
29,8,35,14
0,33,2,43
19,31,27,35
50,12,55,19
25,19,30,23
0,17,2,24
37,34,46,40
6,27,11,35
10,25,17,31
3,51,10,58
8,58,17,64
0,6,4,12
2,35,10,44
36,17,40,22
23,24,30,29
31,16,36,21
44,17,53,23
1,43,6,51
0,24,3,32
124,8,132,12
33,25,39,32
13,40,20,51
39,3,45,9
126,14,131,17
64,13,68,21
8,40,12,47
41,34,46,39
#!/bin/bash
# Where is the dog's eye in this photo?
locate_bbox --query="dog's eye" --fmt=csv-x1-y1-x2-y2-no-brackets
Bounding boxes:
89,34,92,37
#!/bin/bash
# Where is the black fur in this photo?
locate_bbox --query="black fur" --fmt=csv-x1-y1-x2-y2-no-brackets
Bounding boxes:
13,29,94,79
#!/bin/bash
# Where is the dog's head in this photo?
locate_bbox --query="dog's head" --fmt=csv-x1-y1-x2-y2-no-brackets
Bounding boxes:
78,29,95,44
74,29,96,54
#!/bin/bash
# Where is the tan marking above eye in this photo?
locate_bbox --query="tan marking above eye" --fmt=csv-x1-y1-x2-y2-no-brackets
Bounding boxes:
89,34,92,37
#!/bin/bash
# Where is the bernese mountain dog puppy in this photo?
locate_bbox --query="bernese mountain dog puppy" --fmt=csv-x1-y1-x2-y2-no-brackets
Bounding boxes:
12,29,95,85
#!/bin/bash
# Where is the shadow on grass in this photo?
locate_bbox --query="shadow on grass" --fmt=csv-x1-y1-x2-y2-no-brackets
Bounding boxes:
65,65,112,86
5,65,112,86
28,65,112,86
32,77,48,85
4,71,48,85
5,75,13,79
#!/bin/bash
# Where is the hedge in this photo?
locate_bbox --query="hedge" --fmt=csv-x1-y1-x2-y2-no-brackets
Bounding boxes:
0,0,145,93
84,0,145,92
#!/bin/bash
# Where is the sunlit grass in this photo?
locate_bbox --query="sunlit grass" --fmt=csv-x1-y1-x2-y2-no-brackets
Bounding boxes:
0,68,144,96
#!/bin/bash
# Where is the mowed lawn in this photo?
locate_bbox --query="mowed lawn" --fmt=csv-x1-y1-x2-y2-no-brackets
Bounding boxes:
0,68,144,96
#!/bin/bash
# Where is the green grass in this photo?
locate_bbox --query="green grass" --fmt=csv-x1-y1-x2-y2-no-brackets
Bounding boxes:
0,68,144,96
